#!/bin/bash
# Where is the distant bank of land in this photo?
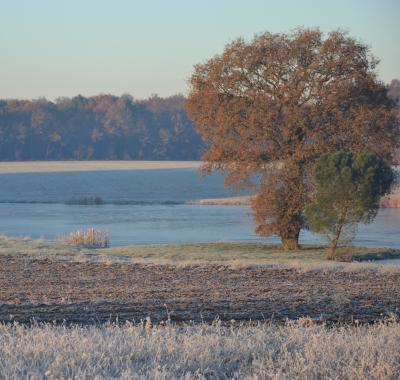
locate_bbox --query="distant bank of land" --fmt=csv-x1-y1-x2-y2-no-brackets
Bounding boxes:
189,189,400,208
188,166,400,208
187,195,254,206
189,193,400,208
0,160,201,174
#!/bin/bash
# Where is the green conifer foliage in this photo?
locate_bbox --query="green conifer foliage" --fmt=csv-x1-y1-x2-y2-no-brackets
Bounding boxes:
305,150,394,259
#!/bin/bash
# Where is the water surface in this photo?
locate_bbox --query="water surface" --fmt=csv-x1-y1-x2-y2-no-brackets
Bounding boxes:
0,169,398,248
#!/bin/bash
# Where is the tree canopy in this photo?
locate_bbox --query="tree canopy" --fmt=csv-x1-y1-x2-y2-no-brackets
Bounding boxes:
186,28,399,249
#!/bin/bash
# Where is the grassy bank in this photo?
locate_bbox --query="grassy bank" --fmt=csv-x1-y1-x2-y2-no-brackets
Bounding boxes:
102,242,400,263
0,236,399,264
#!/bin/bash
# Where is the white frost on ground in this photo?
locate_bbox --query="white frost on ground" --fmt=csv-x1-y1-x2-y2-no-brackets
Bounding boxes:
0,320,398,379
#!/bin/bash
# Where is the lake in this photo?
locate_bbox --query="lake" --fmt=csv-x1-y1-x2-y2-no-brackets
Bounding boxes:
0,168,399,248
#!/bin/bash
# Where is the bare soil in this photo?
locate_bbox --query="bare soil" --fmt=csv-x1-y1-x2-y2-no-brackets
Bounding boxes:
0,254,399,324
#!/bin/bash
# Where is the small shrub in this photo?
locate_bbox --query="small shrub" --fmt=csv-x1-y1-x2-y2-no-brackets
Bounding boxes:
60,228,110,248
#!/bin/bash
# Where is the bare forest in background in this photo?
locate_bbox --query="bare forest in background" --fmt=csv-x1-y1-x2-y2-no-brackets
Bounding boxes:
0,79,398,161
389,79,400,162
0,94,203,161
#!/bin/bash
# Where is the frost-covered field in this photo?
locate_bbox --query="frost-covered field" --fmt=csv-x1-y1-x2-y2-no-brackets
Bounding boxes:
0,320,399,379
0,160,201,174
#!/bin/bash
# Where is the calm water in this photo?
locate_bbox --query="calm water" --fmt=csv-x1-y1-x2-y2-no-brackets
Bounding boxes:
0,169,399,248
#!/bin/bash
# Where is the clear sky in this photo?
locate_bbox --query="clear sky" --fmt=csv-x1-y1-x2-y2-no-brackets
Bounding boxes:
1,0,399,100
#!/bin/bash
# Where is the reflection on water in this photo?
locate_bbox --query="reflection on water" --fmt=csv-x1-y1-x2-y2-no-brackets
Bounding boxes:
0,169,398,248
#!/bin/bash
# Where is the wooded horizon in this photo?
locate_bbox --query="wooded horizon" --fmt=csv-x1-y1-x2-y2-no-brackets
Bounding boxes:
0,79,398,161
0,94,203,161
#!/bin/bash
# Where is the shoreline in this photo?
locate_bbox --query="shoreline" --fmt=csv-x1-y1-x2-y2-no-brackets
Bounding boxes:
187,195,254,205
380,191,400,208
189,193,400,208
0,160,201,174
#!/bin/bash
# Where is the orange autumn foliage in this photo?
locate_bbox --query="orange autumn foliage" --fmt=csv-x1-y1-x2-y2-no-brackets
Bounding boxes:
186,28,399,249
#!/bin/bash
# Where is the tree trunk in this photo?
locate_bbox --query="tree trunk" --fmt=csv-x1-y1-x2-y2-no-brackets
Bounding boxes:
281,227,301,250
326,216,346,260
281,237,300,250
327,240,338,260
327,231,341,260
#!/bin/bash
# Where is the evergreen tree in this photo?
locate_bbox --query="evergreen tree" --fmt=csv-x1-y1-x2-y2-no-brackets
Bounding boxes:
305,150,394,259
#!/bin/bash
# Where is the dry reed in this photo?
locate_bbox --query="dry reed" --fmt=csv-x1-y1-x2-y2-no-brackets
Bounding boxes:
60,228,110,248
381,192,400,208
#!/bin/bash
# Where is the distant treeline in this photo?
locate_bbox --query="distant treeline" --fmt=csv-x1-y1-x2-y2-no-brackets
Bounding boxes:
388,79,400,163
388,79,400,106
0,94,203,160
0,80,399,161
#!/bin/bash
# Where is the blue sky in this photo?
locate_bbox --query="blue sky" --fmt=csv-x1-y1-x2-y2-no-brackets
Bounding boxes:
1,0,399,100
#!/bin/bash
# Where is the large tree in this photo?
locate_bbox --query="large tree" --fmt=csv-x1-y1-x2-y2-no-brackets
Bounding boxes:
186,29,399,249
